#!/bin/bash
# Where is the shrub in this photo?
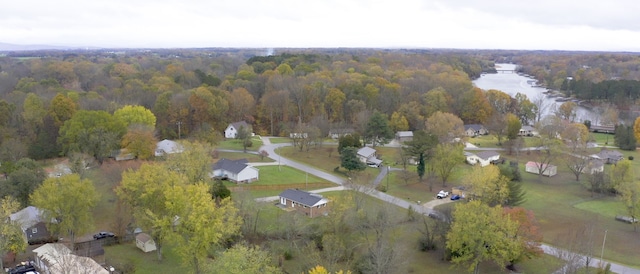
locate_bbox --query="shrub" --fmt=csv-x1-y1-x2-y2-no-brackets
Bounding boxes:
629,156,634,161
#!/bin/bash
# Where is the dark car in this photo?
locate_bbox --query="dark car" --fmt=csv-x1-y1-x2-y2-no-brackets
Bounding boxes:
93,231,115,240
8,263,36,274
450,194,461,200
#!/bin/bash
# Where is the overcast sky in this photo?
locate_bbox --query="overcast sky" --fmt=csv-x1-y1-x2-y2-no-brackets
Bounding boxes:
2,0,640,51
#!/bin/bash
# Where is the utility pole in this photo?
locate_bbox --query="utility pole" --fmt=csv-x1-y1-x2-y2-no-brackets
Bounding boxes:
600,229,608,268
176,121,182,139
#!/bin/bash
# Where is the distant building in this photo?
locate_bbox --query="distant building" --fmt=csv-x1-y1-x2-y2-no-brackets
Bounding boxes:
278,189,329,218
155,139,183,157
525,161,557,176
328,128,355,139
224,121,251,139
395,131,414,142
210,158,259,183
465,151,500,167
464,124,488,137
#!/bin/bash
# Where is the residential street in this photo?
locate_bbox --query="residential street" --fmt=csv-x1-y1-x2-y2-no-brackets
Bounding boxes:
254,137,640,273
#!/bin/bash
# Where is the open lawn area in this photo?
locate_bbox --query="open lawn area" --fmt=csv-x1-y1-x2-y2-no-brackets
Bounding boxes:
226,165,336,198
215,151,274,162
104,242,184,274
217,136,263,151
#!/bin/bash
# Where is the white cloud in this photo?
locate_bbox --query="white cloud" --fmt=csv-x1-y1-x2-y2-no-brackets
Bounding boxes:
0,0,639,51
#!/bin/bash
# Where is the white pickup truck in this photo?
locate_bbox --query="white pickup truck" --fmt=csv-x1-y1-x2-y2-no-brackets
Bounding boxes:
436,190,449,199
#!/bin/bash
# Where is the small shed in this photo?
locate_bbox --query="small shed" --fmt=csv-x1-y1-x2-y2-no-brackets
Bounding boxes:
525,161,557,177
135,233,157,253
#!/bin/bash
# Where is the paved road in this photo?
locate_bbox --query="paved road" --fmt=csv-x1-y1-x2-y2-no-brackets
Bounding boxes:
255,137,640,273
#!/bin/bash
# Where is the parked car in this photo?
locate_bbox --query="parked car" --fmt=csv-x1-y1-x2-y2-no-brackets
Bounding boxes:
93,231,115,240
450,194,461,200
436,190,449,199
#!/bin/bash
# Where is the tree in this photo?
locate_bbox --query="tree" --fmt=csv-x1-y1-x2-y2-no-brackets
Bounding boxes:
565,152,590,181
49,93,77,127
389,112,409,132
165,141,214,184
514,93,536,125
210,180,231,201
116,163,189,261
259,149,269,161
616,180,640,231
609,159,634,193
432,144,464,187
505,179,526,207
485,112,506,146
633,117,640,144
121,125,158,160
363,111,394,147
425,111,465,143
502,207,543,270
5,158,47,207
114,105,157,128
555,101,578,122
446,200,520,274
31,174,99,250
206,244,283,274
505,113,522,141
337,133,361,153
403,130,438,190
58,110,126,162
528,137,562,181
486,89,513,114
340,147,366,173
614,124,637,151
0,196,27,271
463,165,510,206
169,184,242,274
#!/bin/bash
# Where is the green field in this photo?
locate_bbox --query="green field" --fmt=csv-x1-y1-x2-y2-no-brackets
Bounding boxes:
217,136,263,151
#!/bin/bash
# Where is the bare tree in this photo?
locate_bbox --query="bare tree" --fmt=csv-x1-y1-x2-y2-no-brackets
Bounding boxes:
532,94,551,123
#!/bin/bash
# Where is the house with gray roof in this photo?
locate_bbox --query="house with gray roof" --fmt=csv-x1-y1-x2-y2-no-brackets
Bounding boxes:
464,124,488,137
210,158,259,183
464,151,501,167
10,206,56,245
591,149,624,164
278,189,329,218
357,147,382,167
395,131,414,142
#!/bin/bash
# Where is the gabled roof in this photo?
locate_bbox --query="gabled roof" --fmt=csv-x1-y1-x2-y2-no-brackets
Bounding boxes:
136,232,153,243
526,161,556,169
10,206,43,231
594,149,623,160
229,121,250,130
396,131,413,137
520,125,536,131
212,158,250,174
475,151,500,160
279,189,327,207
357,147,376,157
156,139,183,155
464,124,485,131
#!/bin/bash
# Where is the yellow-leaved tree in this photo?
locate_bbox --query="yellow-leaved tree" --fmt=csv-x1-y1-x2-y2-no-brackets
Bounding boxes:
0,197,27,270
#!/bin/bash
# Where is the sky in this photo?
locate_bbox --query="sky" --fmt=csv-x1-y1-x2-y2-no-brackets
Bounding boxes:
2,0,640,51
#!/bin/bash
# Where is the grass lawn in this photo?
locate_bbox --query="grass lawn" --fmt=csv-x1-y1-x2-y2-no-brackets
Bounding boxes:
268,137,292,144
226,165,336,198
217,136,263,151
104,243,184,274
589,132,616,146
574,198,627,218
215,151,274,162
278,146,344,176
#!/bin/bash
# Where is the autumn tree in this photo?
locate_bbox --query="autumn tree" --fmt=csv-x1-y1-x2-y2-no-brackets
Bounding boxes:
561,123,589,151
463,165,510,206
505,113,522,141
169,183,242,273
431,144,464,187
31,174,99,250
228,87,256,122
616,180,640,231
205,244,283,274
389,111,409,132
165,141,214,184
614,124,637,151
117,163,188,261
458,87,492,124
363,111,393,147
485,112,506,146
58,110,126,163
121,125,158,160
555,101,578,122
609,159,634,193
325,88,346,122
425,111,465,143
447,200,520,274
502,207,543,270
3,158,47,207
0,196,27,271
514,93,536,125
486,89,513,114
633,116,640,143
49,93,77,127
114,105,157,128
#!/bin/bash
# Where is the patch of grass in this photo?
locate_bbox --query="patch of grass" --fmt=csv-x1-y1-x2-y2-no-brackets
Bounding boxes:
217,137,263,151
589,132,615,145
574,198,627,218
250,165,330,186
278,146,344,177
215,151,274,162
268,137,292,144
104,242,184,274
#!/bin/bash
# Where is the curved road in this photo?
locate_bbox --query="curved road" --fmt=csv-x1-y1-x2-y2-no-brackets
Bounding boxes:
254,137,639,273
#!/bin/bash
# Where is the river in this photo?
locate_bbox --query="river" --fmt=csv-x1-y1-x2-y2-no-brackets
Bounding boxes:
473,63,594,123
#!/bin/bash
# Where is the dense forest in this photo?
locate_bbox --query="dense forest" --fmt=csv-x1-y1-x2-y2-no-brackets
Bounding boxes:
1,48,640,164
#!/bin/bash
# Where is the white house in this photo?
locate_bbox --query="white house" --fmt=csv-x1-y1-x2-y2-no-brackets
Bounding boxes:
519,126,539,137
155,139,183,157
525,161,557,176
357,147,382,167
33,243,109,274
465,151,500,167
224,121,251,139
328,128,355,139
210,158,259,183
464,124,488,137
135,233,157,253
